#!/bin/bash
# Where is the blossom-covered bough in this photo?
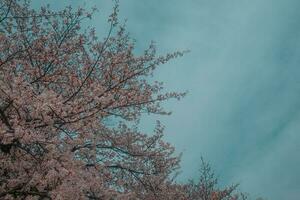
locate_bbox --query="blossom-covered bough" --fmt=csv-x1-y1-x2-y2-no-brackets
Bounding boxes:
0,1,249,199
0,0,186,199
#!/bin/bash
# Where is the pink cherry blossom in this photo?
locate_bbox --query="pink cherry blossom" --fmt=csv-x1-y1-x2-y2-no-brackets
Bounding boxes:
0,1,250,199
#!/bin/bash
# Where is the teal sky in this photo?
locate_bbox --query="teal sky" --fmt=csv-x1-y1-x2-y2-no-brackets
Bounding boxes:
34,1,300,199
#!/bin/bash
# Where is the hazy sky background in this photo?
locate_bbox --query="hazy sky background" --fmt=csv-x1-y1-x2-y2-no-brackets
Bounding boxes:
34,1,300,199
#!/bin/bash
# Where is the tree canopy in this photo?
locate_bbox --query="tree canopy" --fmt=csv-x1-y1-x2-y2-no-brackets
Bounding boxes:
0,1,251,199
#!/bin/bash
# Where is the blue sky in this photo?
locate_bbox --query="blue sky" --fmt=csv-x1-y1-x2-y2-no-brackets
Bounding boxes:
34,1,300,199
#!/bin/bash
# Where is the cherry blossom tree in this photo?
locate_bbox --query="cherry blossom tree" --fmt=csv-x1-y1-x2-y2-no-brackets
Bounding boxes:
184,158,248,200
0,1,253,200
0,0,187,199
